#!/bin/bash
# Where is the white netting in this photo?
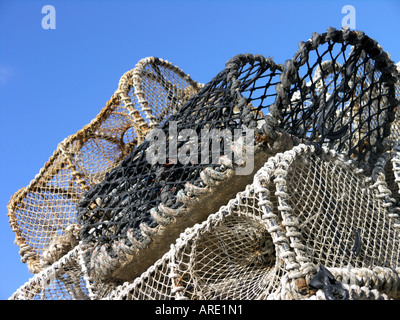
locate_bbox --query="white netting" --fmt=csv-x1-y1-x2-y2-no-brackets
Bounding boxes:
101,144,400,300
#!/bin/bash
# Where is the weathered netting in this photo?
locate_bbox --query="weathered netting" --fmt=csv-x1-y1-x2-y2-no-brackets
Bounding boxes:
387,62,400,143
7,57,202,274
7,28,400,300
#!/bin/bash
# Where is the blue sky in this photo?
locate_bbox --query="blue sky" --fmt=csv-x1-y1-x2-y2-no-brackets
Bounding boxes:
1,0,400,299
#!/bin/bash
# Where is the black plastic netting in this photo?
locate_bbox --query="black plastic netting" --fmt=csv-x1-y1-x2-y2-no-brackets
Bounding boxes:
77,54,283,249
267,27,398,166
77,28,399,276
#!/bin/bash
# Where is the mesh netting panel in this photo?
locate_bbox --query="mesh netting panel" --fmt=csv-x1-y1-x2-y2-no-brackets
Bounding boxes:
184,215,278,299
274,147,400,271
390,142,400,206
77,54,287,281
132,58,201,128
102,144,400,300
267,27,398,168
268,145,400,299
7,57,201,274
386,62,400,144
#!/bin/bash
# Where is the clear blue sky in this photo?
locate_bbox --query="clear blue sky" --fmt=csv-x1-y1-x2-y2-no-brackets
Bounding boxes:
1,0,399,300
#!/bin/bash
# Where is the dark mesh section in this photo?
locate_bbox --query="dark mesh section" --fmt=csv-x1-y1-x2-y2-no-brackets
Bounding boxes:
77,54,283,250
267,28,398,167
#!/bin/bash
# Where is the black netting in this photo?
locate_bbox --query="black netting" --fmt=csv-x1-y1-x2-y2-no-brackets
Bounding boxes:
77,54,283,272
267,27,398,167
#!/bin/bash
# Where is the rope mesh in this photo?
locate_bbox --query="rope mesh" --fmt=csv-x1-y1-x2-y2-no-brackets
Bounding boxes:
11,145,400,300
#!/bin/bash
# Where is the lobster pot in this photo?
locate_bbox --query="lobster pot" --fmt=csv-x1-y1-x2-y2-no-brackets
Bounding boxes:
8,242,123,300
267,28,398,168
76,53,288,284
105,144,400,300
271,146,400,271
106,205,284,300
7,57,202,274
